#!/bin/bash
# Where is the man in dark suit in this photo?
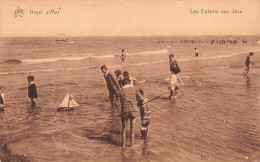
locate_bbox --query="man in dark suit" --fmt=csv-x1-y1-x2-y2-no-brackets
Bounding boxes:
100,65,121,108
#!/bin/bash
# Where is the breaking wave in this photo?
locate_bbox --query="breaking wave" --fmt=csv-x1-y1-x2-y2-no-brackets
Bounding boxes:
2,49,169,64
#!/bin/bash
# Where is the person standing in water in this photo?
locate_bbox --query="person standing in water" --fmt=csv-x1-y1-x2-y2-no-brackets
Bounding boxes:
119,77,144,147
0,86,6,110
195,48,199,57
245,52,254,74
27,76,38,108
169,54,181,75
136,89,151,140
121,49,126,65
168,73,182,99
100,65,121,108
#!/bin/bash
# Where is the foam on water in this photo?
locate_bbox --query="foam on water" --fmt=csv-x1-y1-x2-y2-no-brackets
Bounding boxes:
1,49,169,65
128,49,169,56
178,50,260,62
206,66,230,70
0,66,99,75
0,49,257,75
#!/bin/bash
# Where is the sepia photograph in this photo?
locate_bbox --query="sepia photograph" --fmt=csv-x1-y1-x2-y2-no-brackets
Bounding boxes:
0,0,260,161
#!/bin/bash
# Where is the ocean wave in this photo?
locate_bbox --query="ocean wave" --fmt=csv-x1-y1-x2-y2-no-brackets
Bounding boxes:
206,66,230,70
1,57,89,64
1,50,258,75
128,62,150,66
128,49,169,56
22,56,88,63
0,66,99,75
2,59,23,64
151,60,167,64
92,55,114,59
179,50,260,62
2,49,169,64
38,82,77,88
113,49,169,57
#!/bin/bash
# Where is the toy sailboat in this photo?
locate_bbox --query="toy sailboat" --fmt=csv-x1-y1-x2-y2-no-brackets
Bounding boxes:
57,93,80,112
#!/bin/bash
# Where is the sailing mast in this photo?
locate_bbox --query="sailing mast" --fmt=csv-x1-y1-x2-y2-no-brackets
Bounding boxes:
68,93,71,108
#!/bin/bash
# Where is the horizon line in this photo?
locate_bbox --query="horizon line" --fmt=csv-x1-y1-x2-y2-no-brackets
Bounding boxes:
1,34,260,38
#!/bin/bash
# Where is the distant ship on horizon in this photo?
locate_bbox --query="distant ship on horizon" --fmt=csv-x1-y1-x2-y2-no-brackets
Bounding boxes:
56,34,74,43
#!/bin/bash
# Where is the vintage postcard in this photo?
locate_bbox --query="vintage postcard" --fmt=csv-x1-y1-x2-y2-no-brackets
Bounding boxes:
0,0,260,161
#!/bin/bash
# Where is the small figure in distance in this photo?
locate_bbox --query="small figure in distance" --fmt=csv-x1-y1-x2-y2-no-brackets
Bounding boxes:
0,86,6,110
195,48,199,57
136,89,151,140
121,49,126,65
27,75,38,108
245,52,254,74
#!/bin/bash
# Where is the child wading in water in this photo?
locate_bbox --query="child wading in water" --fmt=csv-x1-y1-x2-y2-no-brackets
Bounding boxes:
194,48,199,57
245,52,254,74
27,76,38,107
137,89,151,140
121,49,126,65
168,73,182,100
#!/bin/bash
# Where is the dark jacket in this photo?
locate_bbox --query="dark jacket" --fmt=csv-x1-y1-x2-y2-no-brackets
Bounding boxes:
28,83,38,98
245,55,251,66
170,59,181,74
116,76,122,88
104,72,120,92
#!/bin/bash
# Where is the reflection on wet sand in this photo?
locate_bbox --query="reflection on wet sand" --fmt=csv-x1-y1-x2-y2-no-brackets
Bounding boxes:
246,76,250,88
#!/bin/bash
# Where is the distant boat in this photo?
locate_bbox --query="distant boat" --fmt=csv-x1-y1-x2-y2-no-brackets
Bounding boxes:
56,34,74,43
57,93,80,112
56,38,74,43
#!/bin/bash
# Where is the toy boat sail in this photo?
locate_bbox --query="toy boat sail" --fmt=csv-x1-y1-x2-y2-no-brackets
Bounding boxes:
57,93,80,112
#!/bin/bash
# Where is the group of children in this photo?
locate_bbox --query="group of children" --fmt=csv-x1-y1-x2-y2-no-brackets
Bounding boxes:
167,51,254,99
99,53,185,146
100,65,151,143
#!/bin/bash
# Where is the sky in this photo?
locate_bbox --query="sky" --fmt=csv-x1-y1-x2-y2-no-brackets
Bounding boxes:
0,0,260,37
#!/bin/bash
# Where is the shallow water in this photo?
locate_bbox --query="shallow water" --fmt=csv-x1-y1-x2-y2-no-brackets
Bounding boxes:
0,36,260,162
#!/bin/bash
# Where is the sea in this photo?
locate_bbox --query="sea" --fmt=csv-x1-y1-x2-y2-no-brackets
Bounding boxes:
0,36,260,162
